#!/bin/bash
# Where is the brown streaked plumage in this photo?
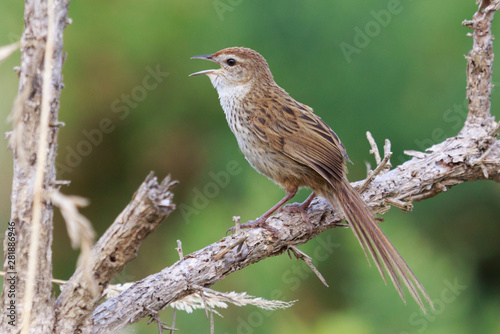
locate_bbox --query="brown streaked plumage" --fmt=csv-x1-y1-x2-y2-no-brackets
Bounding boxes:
190,47,433,312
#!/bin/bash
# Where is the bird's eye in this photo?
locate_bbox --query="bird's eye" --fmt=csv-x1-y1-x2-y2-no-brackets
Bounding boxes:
226,58,236,66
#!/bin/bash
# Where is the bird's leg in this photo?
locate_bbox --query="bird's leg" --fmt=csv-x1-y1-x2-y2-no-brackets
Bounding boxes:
279,192,316,232
227,188,298,235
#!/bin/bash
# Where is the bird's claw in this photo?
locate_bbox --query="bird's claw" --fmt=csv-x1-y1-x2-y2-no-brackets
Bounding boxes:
278,202,306,214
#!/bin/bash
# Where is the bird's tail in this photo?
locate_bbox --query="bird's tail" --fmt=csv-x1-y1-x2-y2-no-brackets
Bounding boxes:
327,179,433,312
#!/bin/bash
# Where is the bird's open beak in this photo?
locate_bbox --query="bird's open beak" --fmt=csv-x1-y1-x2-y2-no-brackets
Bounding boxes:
190,54,218,76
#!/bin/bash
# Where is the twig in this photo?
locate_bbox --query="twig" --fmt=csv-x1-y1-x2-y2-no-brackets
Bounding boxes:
383,139,393,170
385,198,413,212
232,216,241,233
170,309,177,334
146,308,177,334
196,286,211,319
404,150,428,159
210,311,214,334
176,240,184,260
359,138,393,193
366,131,382,165
288,246,329,287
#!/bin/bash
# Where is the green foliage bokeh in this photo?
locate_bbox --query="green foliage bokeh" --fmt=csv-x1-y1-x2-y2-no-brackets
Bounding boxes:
1,1,499,333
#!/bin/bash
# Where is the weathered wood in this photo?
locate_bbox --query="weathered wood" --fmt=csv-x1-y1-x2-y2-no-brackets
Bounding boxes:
0,0,69,332
54,174,176,333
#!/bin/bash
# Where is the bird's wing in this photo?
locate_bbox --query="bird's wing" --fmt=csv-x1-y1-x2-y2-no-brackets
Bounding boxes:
250,97,350,187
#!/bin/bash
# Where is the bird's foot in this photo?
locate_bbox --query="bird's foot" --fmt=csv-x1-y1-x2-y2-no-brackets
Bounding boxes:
226,216,279,235
279,202,314,234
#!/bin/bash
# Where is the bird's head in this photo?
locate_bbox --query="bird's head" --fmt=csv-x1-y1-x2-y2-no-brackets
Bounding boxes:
190,47,274,92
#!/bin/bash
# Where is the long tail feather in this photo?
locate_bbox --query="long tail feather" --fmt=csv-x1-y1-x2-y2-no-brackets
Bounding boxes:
329,179,434,313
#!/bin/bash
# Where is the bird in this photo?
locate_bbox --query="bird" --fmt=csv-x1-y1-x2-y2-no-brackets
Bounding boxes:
190,46,433,312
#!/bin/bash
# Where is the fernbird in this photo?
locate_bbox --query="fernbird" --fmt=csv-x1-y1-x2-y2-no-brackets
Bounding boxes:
190,47,433,312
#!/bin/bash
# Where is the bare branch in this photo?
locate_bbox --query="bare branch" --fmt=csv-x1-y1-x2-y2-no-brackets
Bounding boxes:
176,240,184,260
54,173,177,333
366,130,382,165
1,0,70,332
359,133,393,194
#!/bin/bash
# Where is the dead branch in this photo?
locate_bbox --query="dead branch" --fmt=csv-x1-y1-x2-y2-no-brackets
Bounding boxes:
54,173,176,333
0,0,70,332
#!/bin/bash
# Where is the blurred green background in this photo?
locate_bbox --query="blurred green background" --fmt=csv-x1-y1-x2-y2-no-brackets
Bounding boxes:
1,0,500,333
